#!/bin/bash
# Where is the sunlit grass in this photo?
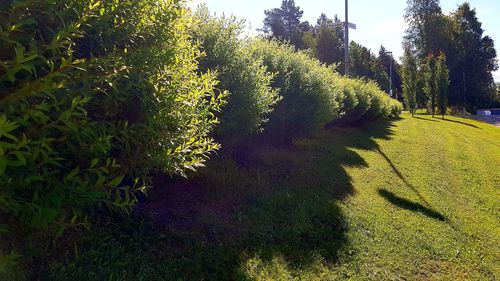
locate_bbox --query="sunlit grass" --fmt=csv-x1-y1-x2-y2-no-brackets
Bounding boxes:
49,113,500,280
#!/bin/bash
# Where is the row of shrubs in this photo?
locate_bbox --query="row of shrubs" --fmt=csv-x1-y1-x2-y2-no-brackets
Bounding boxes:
192,6,402,143
0,0,401,251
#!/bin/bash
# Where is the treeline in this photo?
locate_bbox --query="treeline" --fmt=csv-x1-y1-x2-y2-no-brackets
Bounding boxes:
402,51,449,117
403,0,498,112
263,0,499,113
262,0,403,100
0,0,400,277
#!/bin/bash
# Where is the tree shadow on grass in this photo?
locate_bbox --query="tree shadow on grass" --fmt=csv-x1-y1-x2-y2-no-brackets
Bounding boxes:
378,189,446,221
375,147,432,208
413,115,439,122
414,114,480,128
374,147,450,225
439,117,480,129
45,120,398,281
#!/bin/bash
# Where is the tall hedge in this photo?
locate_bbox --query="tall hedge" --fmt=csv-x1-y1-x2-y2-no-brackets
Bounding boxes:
191,7,279,145
0,0,224,232
338,78,402,123
249,39,343,139
249,39,402,139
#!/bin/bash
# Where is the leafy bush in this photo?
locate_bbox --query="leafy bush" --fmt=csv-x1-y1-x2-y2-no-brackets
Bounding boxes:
249,39,401,138
0,0,224,233
335,78,402,123
0,251,24,281
249,39,343,140
337,78,373,123
191,7,279,145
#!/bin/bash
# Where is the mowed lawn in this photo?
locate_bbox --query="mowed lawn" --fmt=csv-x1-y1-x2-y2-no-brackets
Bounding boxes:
50,113,500,281
329,113,500,280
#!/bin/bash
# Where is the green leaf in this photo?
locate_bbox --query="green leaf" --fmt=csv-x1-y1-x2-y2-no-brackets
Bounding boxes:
0,156,6,176
107,176,124,187
66,167,80,181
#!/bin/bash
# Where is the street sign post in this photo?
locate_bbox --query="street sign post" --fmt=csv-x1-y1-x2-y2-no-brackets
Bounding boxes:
344,0,355,76
333,1,356,76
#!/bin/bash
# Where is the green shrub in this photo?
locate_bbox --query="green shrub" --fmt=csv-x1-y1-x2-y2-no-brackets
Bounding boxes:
249,39,343,140
338,78,373,123
338,78,402,123
249,39,401,137
0,251,25,281
191,7,279,145
0,0,224,233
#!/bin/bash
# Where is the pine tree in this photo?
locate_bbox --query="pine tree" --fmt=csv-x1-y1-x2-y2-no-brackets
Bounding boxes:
436,52,449,118
263,0,304,48
349,42,389,91
402,47,418,116
315,14,344,66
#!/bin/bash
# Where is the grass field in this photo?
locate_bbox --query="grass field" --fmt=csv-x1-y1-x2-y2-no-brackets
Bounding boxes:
47,113,500,280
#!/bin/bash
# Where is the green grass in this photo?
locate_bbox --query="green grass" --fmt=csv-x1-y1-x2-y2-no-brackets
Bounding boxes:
45,113,499,281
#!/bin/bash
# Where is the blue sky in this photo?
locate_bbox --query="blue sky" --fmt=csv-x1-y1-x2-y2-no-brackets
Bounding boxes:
187,0,500,82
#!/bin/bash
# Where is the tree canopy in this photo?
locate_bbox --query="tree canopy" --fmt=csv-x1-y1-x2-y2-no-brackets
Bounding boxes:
263,0,304,48
404,0,498,111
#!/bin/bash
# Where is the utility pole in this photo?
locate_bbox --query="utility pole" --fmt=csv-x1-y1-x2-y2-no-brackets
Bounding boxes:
335,0,356,76
345,0,349,76
334,1,356,76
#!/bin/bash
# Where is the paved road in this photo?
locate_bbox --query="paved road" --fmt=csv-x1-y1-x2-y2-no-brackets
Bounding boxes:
464,115,500,127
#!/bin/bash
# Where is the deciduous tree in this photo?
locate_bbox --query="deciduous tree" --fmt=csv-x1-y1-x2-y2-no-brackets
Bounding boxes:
423,54,437,116
447,3,498,111
402,47,418,116
404,0,448,57
436,52,449,118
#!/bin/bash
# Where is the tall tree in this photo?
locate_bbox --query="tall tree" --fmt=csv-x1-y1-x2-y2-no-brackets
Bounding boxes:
436,52,449,118
423,53,437,117
349,42,389,91
263,0,304,48
314,14,344,68
402,47,418,116
378,46,403,99
404,0,448,57
448,3,498,111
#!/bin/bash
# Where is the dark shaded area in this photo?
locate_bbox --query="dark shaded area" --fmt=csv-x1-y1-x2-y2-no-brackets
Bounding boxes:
413,115,439,122
414,114,480,128
42,120,397,281
413,115,480,128
378,189,446,221
439,117,480,128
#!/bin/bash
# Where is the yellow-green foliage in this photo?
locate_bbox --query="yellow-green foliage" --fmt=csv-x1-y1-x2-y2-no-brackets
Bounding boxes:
191,7,280,145
0,0,224,232
250,39,402,139
249,39,342,139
